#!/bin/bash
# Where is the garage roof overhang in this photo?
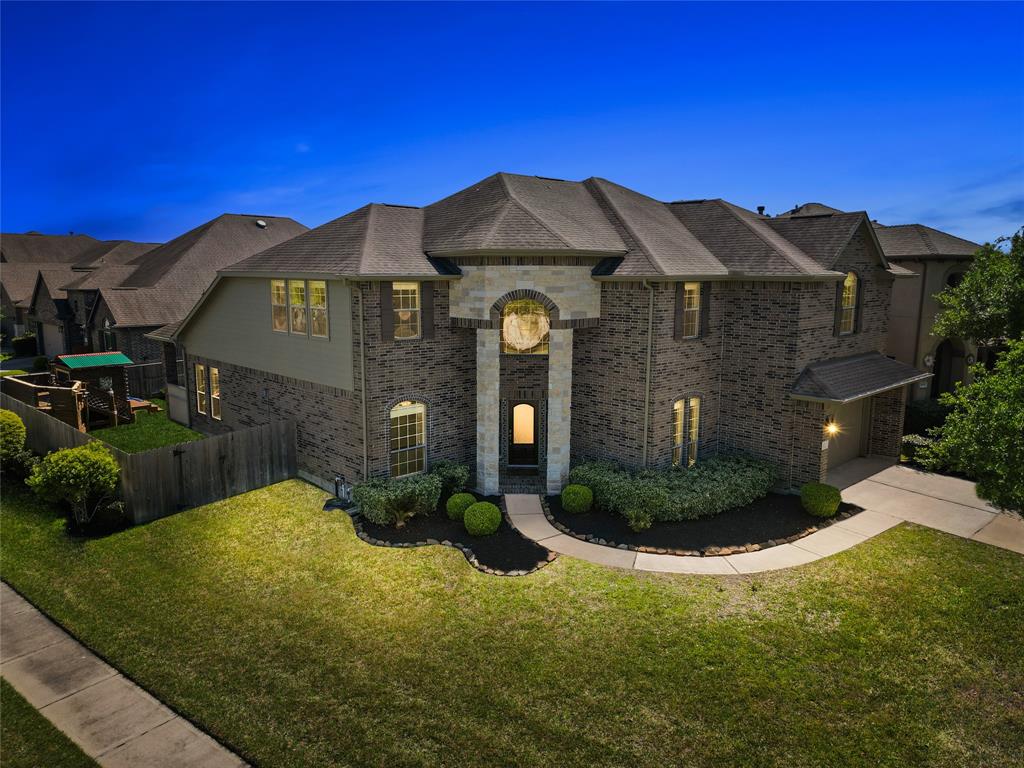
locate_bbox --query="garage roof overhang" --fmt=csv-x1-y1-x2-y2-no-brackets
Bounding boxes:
791,352,933,404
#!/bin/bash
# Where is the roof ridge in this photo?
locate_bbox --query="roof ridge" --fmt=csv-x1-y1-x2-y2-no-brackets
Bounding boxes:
497,173,573,248
716,199,822,274
583,178,664,274
359,203,376,274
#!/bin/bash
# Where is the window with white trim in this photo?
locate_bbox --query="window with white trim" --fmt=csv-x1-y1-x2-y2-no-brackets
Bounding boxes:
210,366,221,420
271,279,287,332
195,363,207,415
673,396,701,467
839,272,857,335
289,280,307,335
309,280,328,338
392,282,421,339
389,400,426,476
681,282,701,338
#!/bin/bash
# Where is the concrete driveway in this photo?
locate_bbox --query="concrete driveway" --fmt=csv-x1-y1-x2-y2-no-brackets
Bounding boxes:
830,458,1024,554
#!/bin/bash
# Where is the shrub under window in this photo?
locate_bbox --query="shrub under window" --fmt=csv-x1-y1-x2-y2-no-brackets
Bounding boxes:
353,473,442,527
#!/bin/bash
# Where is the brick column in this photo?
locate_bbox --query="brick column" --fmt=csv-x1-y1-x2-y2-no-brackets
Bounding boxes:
546,328,573,494
868,387,905,458
476,329,500,495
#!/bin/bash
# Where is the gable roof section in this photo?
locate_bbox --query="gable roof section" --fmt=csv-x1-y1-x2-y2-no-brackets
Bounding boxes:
763,212,879,270
1,263,48,305
792,352,932,403
775,202,845,218
94,287,199,328
423,173,627,255
668,199,835,277
872,223,980,260
585,178,727,277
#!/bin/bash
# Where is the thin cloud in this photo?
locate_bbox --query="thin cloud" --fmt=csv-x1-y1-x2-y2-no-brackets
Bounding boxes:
977,197,1024,221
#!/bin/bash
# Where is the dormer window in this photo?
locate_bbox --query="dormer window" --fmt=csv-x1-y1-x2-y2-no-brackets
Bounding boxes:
839,272,857,335
501,299,550,354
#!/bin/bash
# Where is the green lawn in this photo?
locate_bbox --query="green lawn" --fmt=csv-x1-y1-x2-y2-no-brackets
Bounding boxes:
1,481,1021,768
90,398,203,453
1,680,97,768
1,369,28,377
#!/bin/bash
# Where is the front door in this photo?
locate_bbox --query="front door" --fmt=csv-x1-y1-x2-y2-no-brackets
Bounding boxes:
508,402,538,467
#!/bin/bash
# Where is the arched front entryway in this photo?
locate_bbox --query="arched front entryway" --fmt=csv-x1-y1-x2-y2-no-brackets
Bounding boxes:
931,338,966,398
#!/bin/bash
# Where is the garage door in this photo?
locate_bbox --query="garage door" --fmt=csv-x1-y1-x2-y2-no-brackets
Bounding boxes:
40,322,64,357
827,399,867,469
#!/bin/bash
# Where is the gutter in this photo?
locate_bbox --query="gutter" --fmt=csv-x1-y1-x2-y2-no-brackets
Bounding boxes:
640,280,654,467
354,282,369,481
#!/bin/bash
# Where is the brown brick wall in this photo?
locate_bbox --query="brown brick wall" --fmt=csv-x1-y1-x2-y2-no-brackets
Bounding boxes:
868,387,905,458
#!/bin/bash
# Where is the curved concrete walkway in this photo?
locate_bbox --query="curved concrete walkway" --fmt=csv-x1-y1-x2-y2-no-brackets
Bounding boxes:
507,460,1024,575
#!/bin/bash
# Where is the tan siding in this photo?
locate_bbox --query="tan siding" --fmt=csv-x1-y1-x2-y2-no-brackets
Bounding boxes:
180,276,354,391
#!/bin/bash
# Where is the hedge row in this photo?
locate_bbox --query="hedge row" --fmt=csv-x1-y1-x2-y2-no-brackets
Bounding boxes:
568,455,777,531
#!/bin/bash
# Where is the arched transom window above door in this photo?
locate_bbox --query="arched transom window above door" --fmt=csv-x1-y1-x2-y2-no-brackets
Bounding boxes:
501,299,550,354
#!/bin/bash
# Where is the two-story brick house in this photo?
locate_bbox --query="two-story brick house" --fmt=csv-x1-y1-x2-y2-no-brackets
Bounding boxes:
171,173,928,495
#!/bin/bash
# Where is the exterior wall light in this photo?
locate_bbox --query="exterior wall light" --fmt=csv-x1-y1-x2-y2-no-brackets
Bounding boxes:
824,420,840,438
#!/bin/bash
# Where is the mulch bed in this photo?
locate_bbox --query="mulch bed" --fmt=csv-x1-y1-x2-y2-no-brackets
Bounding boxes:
546,493,864,556
330,496,555,576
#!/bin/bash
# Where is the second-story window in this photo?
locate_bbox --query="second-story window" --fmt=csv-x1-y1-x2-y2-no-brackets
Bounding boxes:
681,282,701,338
310,281,328,338
271,279,287,332
839,272,857,335
392,282,421,339
289,280,308,335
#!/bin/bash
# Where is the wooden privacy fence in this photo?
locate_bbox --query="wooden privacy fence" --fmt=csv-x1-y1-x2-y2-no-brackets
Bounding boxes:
1,393,297,525
125,362,166,398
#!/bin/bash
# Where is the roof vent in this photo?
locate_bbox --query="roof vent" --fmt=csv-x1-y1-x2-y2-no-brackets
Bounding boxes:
757,206,766,216
255,219,267,229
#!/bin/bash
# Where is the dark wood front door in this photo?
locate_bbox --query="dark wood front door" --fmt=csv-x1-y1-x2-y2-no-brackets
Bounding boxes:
508,401,538,467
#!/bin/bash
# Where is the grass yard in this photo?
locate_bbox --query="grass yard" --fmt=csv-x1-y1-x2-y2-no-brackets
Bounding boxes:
90,398,203,453
1,481,1022,768
1,369,28,377
1,680,97,768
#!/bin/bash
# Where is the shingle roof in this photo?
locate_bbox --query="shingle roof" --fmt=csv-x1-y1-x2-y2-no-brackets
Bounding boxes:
763,212,869,270
872,223,980,260
61,265,139,291
35,266,80,301
775,202,845,218
96,287,199,328
144,321,181,343
0,233,99,263
791,352,931,403
76,239,160,267
1,263,48,304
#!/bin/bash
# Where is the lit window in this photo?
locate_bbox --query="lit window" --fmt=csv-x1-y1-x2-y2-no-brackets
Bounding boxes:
195,363,207,415
681,282,700,338
390,401,426,476
501,299,550,354
393,282,421,339
210,367,221,420
271,280,287,332
309,281,328,338
673,396,701,467
839,272,857,335
289,280,307,335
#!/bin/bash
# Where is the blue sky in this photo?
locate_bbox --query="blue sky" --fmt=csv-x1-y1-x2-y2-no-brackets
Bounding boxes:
2,1,1022,244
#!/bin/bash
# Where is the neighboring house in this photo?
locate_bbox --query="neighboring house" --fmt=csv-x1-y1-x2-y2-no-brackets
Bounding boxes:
54,214,307,396
172,173,926,495
777,204,982,401
1,232,157,348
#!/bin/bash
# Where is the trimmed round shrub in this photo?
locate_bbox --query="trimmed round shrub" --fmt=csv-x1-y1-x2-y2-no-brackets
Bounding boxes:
463,501,501,536
446,492,476,521
32,356,49,372
27,442,120,527
1,409,27,464
560,484,593,514
801,482,842,518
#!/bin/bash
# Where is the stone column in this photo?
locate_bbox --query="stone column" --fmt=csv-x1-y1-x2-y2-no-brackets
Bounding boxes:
546,328,573,494
476,328,500,495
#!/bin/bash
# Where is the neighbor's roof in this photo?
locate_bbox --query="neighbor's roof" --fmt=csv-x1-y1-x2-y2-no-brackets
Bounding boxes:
774,202,845,218
1,263,47,304
0,233,99,263
872,223,980,260
791,352,932,403
33,266,81,303
55,351,133,369
145,320,181,343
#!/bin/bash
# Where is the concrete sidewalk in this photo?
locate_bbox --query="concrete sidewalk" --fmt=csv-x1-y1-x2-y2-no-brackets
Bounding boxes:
1,582,245,768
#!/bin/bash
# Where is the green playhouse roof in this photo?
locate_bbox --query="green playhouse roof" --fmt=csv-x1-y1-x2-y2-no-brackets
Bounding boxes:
55,352,134,369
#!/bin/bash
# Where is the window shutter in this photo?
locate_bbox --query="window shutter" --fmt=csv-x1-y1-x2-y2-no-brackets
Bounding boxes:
832,281,843,336
380,282,393,341
699,282,711,338
673,282,685,340
421,281,435,339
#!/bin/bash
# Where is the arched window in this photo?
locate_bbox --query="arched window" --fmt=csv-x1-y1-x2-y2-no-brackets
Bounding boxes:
839,272,858,335
673,397,701,467
501,299,550,354
390,401,426,477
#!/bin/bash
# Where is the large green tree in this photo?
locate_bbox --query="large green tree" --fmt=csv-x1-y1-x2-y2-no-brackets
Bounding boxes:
932,228,1024,346
921,339,1024,512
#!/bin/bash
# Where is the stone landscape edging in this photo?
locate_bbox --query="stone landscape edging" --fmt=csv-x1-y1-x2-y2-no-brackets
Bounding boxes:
330,499,557,577
540,496,858,557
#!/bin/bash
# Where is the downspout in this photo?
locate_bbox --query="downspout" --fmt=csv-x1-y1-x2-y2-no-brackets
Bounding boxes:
355,283,369,481
641,280,655,467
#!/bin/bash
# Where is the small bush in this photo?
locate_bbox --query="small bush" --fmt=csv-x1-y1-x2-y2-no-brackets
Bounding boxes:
904,398,951,436
11,334,37,357
430,460,470,497
560,484,593,514
1,409,27,465
353,473,442,527
446,492,476,521
801,483,842,518
27,442,120,527
464,501,502,536
902,434,933,464
31,356,49,373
